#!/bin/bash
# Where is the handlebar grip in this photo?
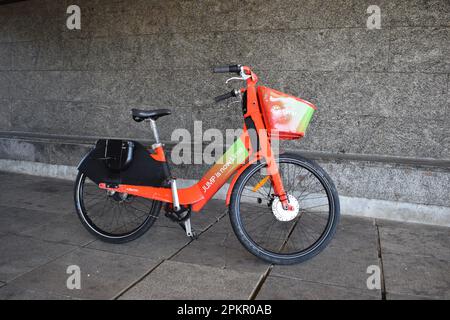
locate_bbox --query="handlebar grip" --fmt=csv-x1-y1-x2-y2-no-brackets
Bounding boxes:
214,89,238,103
213,65,241,74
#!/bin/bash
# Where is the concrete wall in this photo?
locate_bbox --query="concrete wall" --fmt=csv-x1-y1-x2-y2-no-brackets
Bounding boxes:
0,1,449,211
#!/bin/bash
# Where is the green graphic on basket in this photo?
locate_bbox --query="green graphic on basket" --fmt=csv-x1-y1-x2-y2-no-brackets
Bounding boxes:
293,103,315,134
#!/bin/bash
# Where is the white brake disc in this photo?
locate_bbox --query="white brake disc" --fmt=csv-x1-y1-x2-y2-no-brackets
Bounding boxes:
272,194,300,222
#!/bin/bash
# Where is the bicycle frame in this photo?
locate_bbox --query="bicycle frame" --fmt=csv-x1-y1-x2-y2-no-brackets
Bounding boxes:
99,66,290,212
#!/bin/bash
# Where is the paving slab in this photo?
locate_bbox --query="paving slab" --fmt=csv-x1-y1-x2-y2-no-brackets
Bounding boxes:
0,172,75,215
383,252,450,299
155,199,227,232
265,214,379,291
332,215,378,251
271,241,380,291
0,283,75,300
4,247,159,300
256,275,380,300
210,210,378,251
15,209,93,246
172,218,270,273
0,204,59,235
385,292,434,300
119,260,262,300
203,213,234,234
0,233,76,282
377,219,450,261
87,225,191,260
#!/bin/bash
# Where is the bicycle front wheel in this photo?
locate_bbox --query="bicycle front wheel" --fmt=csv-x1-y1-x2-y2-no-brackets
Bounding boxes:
229,153,340,265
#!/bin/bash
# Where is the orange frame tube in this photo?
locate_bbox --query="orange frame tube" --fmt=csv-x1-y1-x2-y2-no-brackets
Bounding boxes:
99,66,290,211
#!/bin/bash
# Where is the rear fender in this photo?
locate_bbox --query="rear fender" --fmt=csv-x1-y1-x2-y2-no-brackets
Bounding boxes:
77,139,167,187
77,147,94,170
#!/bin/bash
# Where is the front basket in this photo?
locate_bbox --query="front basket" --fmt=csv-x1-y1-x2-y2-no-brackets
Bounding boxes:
257,86,316,140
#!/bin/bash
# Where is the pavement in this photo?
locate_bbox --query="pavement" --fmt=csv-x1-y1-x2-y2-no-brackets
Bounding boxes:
0,171,448,300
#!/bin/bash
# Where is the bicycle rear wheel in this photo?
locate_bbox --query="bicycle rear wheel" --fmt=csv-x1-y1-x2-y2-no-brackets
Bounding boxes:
74,172,162,243
229,153,340,264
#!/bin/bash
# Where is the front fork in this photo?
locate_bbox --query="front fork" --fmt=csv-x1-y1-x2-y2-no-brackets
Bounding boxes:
257,135,291,210
267,156,291,210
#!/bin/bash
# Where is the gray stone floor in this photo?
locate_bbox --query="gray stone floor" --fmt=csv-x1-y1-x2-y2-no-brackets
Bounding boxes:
0,171,448,300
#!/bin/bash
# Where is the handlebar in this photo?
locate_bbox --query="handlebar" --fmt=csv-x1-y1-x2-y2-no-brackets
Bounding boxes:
213,64,253,103
213,65,241,74
214,89,239,103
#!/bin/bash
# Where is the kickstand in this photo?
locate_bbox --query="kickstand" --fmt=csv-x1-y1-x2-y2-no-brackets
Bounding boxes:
179,218,198,240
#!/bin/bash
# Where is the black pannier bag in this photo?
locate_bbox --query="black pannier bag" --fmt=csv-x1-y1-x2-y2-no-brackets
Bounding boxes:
78,139,167,187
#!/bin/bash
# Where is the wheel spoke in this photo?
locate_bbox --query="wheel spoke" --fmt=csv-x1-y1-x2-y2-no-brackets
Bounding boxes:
77,174,160,238
234,158,336,258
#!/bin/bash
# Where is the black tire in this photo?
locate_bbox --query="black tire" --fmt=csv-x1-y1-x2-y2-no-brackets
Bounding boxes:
74,172,162,243
229,153,340,265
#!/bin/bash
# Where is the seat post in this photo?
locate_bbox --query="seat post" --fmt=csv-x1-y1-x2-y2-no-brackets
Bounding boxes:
148,119,160,144
148,119,178,211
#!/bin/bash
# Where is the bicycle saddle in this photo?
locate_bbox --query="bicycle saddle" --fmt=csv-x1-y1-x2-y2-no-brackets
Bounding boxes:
131,108,171,122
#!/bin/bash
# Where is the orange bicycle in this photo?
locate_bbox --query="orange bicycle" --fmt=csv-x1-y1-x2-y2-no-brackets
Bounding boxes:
74,65,340,264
